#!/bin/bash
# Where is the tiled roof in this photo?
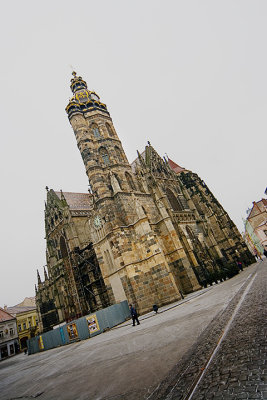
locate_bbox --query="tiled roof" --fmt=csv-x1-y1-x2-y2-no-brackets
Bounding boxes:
7,306,36,316
168,158,186,174
55,191,93,210
0,308,15,322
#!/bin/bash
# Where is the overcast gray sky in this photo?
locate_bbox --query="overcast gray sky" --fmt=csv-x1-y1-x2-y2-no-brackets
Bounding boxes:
0,1,266,307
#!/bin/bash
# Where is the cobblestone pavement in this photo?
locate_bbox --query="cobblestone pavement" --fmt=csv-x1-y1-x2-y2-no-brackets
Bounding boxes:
151,260,267,400
0,262,265,400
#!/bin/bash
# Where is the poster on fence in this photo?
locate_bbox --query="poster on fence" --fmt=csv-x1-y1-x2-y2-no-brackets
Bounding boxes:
86,314,100,334
38,335,44,350
67,323,79,340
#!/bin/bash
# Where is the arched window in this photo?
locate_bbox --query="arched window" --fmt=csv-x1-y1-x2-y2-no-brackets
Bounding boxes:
91,123,101,139
99,147,110,165
59,236,68,259
114,146,123,162
106,123,114,137
166,188,182,211
125,172,136,191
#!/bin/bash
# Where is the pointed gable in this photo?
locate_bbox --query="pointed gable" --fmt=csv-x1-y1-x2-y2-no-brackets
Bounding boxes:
247,204,258,219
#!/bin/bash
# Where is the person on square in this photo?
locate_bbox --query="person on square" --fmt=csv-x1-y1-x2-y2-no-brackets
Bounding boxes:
129,304,140,326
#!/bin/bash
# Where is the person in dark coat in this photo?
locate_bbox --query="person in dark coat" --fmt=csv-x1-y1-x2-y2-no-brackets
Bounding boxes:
129,304,140,326
153,304,159,314
237,261,243,271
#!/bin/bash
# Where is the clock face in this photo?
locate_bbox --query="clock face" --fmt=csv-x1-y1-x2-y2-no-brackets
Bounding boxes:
94,216,102,228
75,89,90,103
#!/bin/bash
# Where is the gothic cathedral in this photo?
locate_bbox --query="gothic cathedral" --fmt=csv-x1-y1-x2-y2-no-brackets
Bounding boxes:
36,73,254,332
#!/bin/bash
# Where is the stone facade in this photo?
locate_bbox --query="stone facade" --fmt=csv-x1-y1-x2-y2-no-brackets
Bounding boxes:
36,72,254,332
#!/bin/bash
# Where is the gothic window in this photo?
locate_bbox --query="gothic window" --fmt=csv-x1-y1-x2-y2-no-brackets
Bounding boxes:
59,236,68,259
125,172,136,191
114,146,123,162
99,147,110,165
106,123,114,137
91,123,101,139
166,188,182,211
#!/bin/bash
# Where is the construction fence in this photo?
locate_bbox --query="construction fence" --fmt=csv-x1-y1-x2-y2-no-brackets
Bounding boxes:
28,301,130,355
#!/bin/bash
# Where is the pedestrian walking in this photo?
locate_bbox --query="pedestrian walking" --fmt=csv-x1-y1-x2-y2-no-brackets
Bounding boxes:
237,261,243,271
129,304,140,326
153,304,159,314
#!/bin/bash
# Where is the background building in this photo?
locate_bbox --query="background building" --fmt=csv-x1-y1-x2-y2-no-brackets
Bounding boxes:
36,73,254,332
0,308,19,360
7,297,39,350
243,198,267,255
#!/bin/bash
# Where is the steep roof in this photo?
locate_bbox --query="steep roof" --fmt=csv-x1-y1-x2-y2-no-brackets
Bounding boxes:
168,158,186,174
0,308,15,322
7,305,36,316
247,199,267,219
55,191,93,211
16,297,35,307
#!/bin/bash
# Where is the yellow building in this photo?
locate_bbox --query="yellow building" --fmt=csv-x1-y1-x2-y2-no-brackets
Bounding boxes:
7,298,39,350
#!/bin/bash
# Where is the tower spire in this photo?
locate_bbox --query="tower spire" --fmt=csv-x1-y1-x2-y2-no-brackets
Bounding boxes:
37,269,41,285
44,266,48,281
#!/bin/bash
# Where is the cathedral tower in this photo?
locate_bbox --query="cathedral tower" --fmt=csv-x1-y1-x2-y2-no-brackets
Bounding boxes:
66,72,134,201
66,72,201,313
